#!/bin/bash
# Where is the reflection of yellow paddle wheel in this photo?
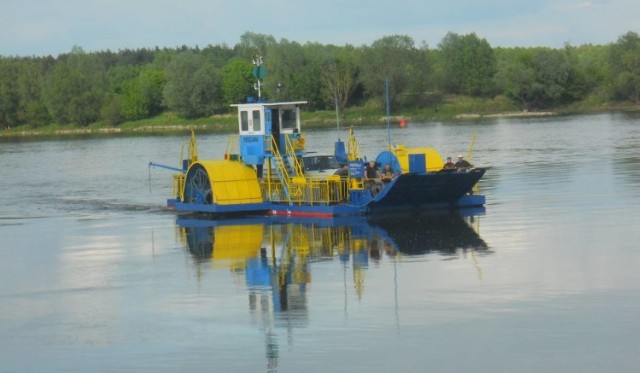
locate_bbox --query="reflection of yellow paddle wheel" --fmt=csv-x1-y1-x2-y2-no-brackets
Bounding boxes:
180,223,264,271
178,220,386,303
212,224,263,271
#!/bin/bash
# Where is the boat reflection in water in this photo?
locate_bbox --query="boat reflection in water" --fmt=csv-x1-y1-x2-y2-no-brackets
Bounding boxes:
176,209,489,371
367,211,489,256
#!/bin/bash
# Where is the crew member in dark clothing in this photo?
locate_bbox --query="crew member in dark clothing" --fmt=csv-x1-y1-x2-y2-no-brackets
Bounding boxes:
364,160,382,195
443,157,456,169
455,155,472,170
365,160,380,180
335,164,349,177
381,164,395,183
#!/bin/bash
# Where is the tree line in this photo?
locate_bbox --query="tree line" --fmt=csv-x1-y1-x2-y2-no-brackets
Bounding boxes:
1,30,639,128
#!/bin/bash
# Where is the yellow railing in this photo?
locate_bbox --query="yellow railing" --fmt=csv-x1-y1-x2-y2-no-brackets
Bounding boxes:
171,131,198,201
284,134,304,177
250,133,351,205
178,130,200,169
348,127,361,161
269,135,295,203
466,131,477,163
225,134,239,158
188,130,199,163
466,131,480,194
262,175,348,205
172,173,185,199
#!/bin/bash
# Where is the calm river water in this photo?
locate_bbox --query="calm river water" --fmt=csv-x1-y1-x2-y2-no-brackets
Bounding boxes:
1,113,639,372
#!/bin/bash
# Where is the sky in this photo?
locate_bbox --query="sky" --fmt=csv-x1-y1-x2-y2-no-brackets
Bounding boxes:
1,0,638,57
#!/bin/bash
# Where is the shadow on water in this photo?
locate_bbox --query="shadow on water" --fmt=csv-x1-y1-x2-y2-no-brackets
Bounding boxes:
175,211,490,371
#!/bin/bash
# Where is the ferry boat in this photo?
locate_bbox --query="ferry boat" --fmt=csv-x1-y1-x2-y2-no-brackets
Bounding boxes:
150,98,487,217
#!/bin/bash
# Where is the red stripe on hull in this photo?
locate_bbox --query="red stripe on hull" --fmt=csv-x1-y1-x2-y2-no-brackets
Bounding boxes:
268,210,334,218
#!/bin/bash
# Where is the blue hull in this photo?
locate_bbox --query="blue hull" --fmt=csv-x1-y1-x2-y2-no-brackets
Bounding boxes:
168,168,487,217
368,168,486,211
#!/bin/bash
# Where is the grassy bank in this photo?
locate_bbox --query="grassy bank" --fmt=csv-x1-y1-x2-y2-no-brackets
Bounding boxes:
2,95,638,138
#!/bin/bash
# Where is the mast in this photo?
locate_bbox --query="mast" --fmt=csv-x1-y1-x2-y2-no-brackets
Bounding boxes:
386,78,391,149
335,88,341,140
252,54,265,100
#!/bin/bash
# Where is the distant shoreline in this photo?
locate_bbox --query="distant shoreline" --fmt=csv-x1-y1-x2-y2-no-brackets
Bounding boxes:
454,111,555,119
1,106,638,139
0,125,211,138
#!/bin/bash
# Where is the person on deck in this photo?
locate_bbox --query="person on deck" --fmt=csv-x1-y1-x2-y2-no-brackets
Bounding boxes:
455,155,472,170
443,157,456,170
365,160,381,180
364,160,383,194
335,164,349,177
381,164,395,183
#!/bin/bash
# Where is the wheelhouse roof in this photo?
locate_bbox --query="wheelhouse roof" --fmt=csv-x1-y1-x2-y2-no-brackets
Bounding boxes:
230,101,308,108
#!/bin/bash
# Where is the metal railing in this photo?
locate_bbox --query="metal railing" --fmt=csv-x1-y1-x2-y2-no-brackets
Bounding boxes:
225,135,239,159
268,135,295,203
262,176,348,205
224,132,351,205
284,134,304,176
172,173,185,199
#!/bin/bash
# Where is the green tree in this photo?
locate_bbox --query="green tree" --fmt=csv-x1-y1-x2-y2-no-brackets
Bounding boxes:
105,64,139,95
438,32,496,96
360,35,422,110
139,68,165,116
263,39,323,107
44,47,107,125
120,80,148,120
530,48,571,105
299,42,329,108
495,47,585,109
403,42,434,108
101,93,123,125
235,32,277,59
221,58,254,105
558,43,589,102
120,67,165,120
100,64,139,125
0,58,19,128
573,44,610,97
201,44,235,69
494,51,537,110
16,59,51,127
163,52,220,118
190,64,220,116
609,31,640,103
320,46,359,113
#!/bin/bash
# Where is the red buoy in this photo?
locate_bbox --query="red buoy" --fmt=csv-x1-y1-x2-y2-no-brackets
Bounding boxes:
399,118,407,128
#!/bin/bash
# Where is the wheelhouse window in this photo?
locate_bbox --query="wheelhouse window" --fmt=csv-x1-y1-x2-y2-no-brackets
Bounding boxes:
281,109,297,130
240,111,249,131
252,110,261,131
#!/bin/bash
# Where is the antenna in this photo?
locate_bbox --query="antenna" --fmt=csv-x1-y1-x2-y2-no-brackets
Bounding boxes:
252,54,265,99
386,78,391,149
335,87,340,140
